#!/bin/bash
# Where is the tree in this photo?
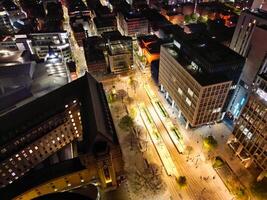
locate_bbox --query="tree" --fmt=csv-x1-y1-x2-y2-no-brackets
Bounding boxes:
203,136,218,151
251,178,267,199
116,89,127,103
185,145,193,159
212,156,224,168
184,15,191,24
191,13,198,22
119,115,134,130
129,76,138,94
176,176,187,189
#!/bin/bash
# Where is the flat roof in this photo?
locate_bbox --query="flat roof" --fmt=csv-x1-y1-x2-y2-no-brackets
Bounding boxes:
162,43,232,86
0,73,118,154
174,32,245,70
0,157,86,199
101,31,132,41
93,17,115,28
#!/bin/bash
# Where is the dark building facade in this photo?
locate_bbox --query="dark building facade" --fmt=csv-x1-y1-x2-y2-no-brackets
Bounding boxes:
228,73,267,181
0,73,123,199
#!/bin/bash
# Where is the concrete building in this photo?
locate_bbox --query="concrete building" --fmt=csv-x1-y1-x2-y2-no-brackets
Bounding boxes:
93,17,117,35
228,10,267,118
83,36,107,73
159,33,244,128
102,31,133,73
117,9,149,36
0,73,123,199
228,73,267,181
26,31,72,62
0,10,14,35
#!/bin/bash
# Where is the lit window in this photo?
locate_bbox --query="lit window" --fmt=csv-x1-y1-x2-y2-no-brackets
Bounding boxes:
18,157,21,161
2,173,6,177
11,172,16,176
54,188,58,192
65,105,68,108
73,100,77,103
70,115,73,118
74,127,77,130
81,179,84,183
29,150,33,154
57,137,60,141
185,98,192,106
71,119,74,122
9,181,13,184
188,88,194,97
178,88,183,95
52,140,55,144
72,123,75,126
76,134,80,137
67,183,71,187
75,130,78,133
15,176,18,180
8,169,12,172
15,154,19,158
35,146,38,150
68,111,71,114
61,134,64,137
78,112,80,116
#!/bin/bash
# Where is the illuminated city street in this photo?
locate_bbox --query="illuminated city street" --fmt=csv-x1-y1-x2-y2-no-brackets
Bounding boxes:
0,0,266,200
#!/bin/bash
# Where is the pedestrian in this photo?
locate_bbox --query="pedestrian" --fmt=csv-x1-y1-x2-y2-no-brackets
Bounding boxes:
213,176,215,179
200,176,202,180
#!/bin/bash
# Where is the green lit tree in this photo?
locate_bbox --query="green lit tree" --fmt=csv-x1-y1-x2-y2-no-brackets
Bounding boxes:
251,178,267,199
119,115,134,131
176,176,187,189
203,135,218,151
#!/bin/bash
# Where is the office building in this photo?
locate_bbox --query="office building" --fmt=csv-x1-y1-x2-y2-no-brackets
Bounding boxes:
229,10,267,118
228,73,267,181
0,73,123,199
27,31,72,62
0,10,14,35
93,17,117,35
102,31,133,73
117,9,149,36
83,36,107,73
159,33,244,128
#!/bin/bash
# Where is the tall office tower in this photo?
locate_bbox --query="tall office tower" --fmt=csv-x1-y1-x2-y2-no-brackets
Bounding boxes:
159,32,244,128
228,10,267,118
228,73,267,181
0,10,14,35
0,73,123,200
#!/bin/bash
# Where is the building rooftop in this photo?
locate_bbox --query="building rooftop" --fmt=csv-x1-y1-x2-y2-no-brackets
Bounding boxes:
83,36,105,62
174,32,245,72
244,8,267,20
162,43,234,86
68,0,89,13
0,158,86,199
0,73,117,154
93,17,115,28
101,30,132,42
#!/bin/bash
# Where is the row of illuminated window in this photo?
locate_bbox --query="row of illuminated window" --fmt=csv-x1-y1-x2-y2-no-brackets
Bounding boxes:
0,107,81,187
